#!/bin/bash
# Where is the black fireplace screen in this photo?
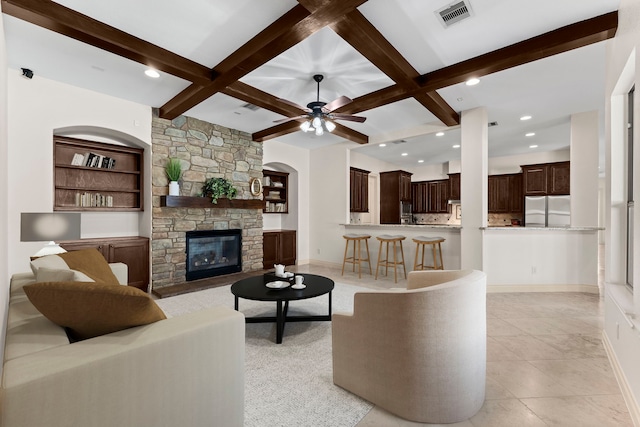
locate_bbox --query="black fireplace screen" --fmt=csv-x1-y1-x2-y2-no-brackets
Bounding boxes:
185,229,242,281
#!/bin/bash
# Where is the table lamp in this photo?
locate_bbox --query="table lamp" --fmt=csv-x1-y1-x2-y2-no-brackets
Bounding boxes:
20,213,81,257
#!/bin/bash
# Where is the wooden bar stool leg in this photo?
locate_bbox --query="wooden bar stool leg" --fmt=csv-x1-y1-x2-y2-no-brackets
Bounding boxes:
385,241,390,277
432,243,438,270
438,242,444,270
341,239,349,275
413,242,420,270
365,238,372,274
399,241,406,279
356,239,362,278
421,244,426,270
375,239,383,279
392,241,398,283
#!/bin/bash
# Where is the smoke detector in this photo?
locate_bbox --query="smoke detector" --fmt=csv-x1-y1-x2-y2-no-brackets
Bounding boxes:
435,1,473,28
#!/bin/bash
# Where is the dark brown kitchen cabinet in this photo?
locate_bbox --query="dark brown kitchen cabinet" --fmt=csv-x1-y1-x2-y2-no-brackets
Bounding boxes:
488,173,524,214
428,180,449,213
448,173,460,201
547,162,570,195
522,162,570,196
263,230,296,267
380,170,413,224
411,182,428,213
59,236,150,291
350,167,370,212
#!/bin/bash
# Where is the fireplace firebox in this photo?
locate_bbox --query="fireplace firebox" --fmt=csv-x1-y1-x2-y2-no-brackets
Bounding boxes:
185,229,242,281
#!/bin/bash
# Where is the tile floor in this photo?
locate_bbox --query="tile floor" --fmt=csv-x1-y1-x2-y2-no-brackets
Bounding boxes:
289,259,633,427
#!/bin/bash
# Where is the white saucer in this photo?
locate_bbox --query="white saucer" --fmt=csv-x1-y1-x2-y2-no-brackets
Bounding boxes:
291,284,306,289
266,281,290,289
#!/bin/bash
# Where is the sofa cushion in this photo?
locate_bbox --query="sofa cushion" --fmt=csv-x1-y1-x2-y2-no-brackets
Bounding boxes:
24,281,167,340
35,267,75,283
30,255,94,282
58,249,120,284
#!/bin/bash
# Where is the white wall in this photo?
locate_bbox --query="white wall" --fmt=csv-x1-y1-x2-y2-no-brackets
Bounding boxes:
487,149,570,175
604,0,640,421
570,111,600,227
7,72,152,275
262,139,311,264
0,13,10,378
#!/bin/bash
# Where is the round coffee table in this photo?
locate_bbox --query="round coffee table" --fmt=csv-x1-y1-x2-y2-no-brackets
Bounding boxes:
231,273,334,344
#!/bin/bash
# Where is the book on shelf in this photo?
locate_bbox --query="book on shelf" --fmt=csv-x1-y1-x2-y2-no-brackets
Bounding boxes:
75,192,114,208
70,153,85,166
81,152,116,169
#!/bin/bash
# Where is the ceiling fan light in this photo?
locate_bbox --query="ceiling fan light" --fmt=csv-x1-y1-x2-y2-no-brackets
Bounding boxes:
312,117,322,129
325,120,336,132
300,121,312,132
315,126,324,136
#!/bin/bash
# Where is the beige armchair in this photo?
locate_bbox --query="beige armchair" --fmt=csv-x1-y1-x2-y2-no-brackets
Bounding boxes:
332,270,486,424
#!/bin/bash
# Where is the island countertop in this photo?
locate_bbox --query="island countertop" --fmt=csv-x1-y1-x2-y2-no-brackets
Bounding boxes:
342,223,461,230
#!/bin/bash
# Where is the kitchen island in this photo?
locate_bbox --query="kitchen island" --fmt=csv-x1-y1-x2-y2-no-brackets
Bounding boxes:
342,223,461,272
482,226,602,293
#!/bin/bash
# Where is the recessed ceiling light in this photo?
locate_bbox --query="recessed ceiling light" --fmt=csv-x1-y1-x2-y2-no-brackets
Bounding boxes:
436,132,445,137
453,144,461,149
520,115,532,121
418,160,424,163
526,132,535,137
144,69,160,78
379,143,386,147
465,78,480,86
401,153,408,156
529,145,538,148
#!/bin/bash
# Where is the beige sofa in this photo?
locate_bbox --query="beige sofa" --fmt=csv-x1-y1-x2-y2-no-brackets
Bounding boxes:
1,266,245,427
332,269,486,424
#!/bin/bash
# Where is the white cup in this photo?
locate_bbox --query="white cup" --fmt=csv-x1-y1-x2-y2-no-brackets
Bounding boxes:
294,275,304,286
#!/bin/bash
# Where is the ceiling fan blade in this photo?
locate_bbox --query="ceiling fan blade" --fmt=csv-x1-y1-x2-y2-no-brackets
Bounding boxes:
331,113,367,123
277,98,311,112
322,96,352,113
273,115,308,124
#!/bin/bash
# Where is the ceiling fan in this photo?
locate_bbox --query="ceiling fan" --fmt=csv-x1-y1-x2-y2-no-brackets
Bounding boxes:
274,74,366,136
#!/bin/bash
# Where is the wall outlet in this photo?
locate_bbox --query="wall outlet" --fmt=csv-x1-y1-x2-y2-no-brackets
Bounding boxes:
531,266,537,274
317,248,321,254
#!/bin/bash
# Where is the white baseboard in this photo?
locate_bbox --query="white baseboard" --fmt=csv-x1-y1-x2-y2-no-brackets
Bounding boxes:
602,331,640,426
487,283,600,294
309,259,343,269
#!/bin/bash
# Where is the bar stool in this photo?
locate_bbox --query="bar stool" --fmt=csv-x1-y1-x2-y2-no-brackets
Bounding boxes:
342,234,372,278
413,236,445,271
375,235,407,283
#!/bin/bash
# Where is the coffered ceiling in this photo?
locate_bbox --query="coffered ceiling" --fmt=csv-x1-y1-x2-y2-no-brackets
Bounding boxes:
1,0,619,167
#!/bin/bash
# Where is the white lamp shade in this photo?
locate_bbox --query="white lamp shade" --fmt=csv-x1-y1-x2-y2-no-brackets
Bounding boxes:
325,120,336,132
315,126,324,136
300,121,312,132
312,117,322,129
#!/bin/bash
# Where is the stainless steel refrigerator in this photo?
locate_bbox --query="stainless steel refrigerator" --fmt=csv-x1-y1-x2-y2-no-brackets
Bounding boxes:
524,195,570,227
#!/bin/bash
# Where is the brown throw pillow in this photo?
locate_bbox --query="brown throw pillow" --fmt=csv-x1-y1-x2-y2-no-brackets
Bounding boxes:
58,248,119,285
24,281,166,341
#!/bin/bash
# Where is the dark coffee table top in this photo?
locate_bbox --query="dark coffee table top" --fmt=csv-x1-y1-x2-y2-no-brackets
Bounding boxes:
231,273,334,302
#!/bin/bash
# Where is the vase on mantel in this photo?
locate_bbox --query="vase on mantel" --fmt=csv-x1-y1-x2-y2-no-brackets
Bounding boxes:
169,181,180,196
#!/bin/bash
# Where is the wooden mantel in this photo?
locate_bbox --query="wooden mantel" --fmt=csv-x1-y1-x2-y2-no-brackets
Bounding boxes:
160,196,265,209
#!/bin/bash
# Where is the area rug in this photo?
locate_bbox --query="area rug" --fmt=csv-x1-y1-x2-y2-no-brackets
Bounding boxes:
155,282,374,427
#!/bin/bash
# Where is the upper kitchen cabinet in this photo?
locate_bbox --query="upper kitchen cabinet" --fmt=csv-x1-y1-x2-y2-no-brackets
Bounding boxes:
448,173,460,201
350,167,370,213
380,170,413,224
428,180,449,213
522,161,570,196
411,182,428,213
488,173,523,213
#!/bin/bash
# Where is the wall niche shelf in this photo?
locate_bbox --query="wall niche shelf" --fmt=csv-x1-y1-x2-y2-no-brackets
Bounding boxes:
54,136,144,211
263,170,288,214
161,196,264,210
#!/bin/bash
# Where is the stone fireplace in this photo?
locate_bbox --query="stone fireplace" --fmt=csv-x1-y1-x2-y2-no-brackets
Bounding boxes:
185,229,242,281
151,112,264,289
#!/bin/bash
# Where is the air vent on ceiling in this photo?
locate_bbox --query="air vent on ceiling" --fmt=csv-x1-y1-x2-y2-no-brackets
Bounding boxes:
435,1,473,28
488,121,498,127
241,103,260,111
392,139,407,144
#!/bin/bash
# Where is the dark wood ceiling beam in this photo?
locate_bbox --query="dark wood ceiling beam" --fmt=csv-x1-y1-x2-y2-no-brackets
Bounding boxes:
222,81,303,117
418,10,618,91
328,9,460,126
338,11,617,116
159,0,368,120
252,119,368,144
1,0,212,85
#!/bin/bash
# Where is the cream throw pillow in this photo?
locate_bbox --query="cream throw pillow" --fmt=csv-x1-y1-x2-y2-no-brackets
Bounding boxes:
30,255,94,282
35,267,75,283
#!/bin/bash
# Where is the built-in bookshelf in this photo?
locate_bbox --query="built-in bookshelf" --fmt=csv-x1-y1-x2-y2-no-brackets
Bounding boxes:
53,136,144,211
262,170,288,214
